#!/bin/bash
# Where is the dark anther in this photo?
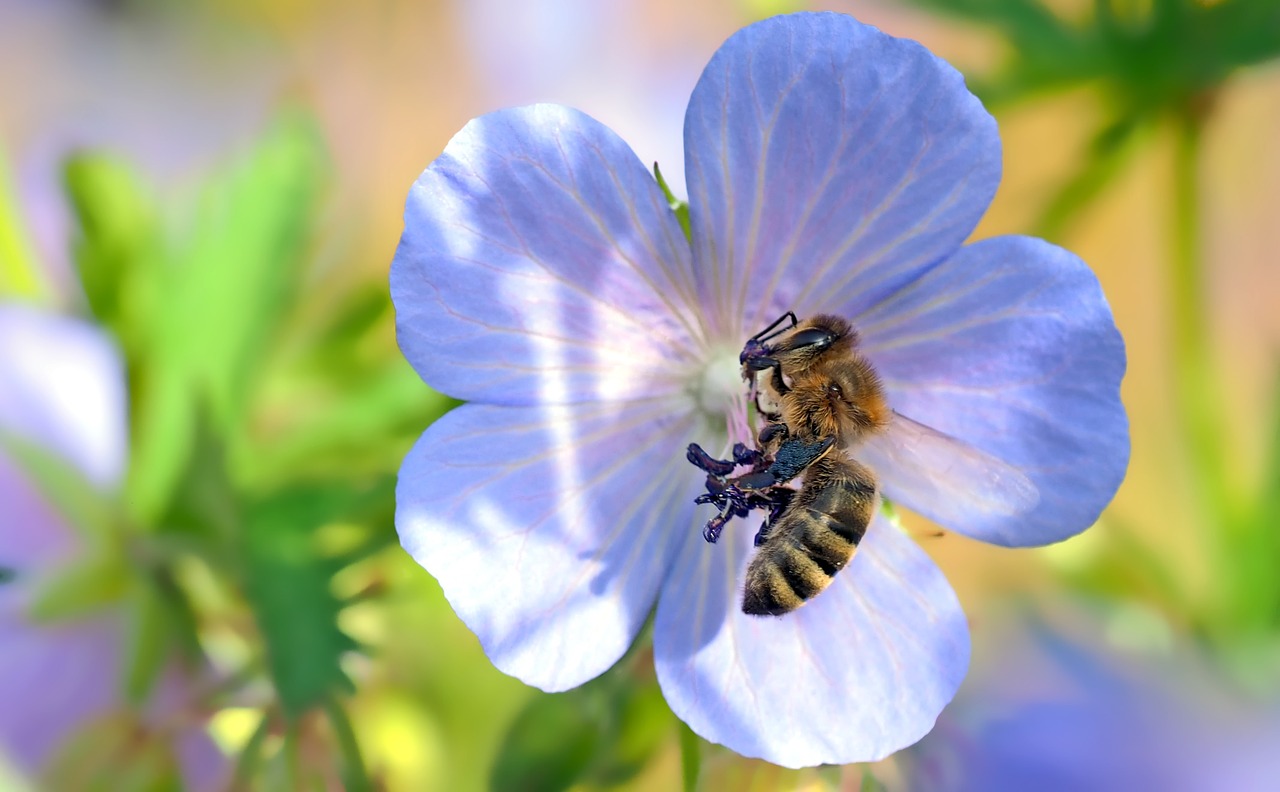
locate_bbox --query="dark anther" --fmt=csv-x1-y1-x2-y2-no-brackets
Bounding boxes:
686,443,736,477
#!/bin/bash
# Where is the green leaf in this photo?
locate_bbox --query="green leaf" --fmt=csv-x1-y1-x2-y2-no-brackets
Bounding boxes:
27,552,127,623
124,364,197,525
63,153,159,332
490,688,601,792
1034,117,1144,241
122,574,172,704
585,679,674,786
177,109,326,433
859,765,888,792
243,487,359,718
115,111,328,524
42,711,183,792
0,428,118,541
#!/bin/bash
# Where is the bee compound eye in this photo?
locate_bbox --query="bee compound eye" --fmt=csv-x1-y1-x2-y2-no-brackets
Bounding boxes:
787,328,834,352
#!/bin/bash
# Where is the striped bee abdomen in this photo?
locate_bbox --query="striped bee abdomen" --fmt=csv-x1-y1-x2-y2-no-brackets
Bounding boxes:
741,457,877,616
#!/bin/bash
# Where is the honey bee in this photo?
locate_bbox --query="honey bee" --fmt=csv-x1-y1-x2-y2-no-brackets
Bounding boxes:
689,312,1039,617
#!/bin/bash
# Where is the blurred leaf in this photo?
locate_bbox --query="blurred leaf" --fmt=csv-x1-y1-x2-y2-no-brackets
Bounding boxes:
243,487,361,718
64,153,160,334
859,766,887,792
904,0,1104,103
244,359,451,486
491,687,601,792
0,427,118,541
27,552,127,622
180,109,326,432
121,110,327,524
125,365,197,525
122,573,172,704
906,0,1280,110
43,712,182,792
585,679,673,786
0,146,47,300
1035,117,1144,241
1058,516,1191,624
492,661,675,792
157,411,240,548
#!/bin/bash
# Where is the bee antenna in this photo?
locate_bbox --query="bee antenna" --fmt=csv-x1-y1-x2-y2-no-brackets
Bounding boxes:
750,311,798,343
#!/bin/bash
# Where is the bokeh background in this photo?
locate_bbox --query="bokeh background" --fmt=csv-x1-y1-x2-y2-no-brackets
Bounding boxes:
2,0,1278,789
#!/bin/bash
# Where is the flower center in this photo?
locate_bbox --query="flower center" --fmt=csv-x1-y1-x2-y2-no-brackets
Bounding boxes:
694,345,744,417
686,344,755,446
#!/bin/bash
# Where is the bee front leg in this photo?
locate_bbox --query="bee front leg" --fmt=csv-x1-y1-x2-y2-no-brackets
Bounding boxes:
753,487,796,547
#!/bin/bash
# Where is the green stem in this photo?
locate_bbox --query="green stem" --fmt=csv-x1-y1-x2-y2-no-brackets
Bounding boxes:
324,695,373,792
1169,109,1232,518
230,711,272,791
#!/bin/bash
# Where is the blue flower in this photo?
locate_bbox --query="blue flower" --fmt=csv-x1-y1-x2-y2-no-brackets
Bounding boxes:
0,304,225,788
391,12,1127,766
905,605,1280,792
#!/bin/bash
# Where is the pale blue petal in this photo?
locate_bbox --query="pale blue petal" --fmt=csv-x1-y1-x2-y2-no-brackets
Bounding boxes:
396,399,701,691
0,605,120,773
0,305,127,489
0,600,226,789
654,512,969,767
856,236,1128,546
390,104,704,406
0,453,80,579
683,12,1000,338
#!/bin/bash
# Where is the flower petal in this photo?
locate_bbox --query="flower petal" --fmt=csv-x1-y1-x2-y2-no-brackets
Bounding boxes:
390,104,704,406
0,606,119,773
396,399,701,691
856,236,1128,546
654,512,969,767
682,12,1000,339
0,305,127,489
0,601,226,790
0,454,79,586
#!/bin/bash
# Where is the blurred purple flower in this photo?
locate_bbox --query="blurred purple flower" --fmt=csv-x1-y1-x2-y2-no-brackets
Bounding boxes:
0,304,224,788
390,12,1127,766
906,606,1280,792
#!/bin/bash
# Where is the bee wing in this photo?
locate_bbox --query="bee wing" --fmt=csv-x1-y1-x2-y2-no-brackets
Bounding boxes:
854,411,1039,518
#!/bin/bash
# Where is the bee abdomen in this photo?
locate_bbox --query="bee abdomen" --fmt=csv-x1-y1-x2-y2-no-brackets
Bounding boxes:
741,461,876,616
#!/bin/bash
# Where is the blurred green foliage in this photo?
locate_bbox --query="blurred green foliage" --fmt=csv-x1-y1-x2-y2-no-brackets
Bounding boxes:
5,106,456,789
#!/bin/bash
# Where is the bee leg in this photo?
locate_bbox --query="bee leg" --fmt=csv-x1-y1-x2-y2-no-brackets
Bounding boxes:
753,488,795,547
757,422,789,447
768,435,835,482
696,485,752,543
732,435,835,490
732,442,765,468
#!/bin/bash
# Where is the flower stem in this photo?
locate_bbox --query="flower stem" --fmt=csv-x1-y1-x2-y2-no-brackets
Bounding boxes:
1169,108,1232,518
